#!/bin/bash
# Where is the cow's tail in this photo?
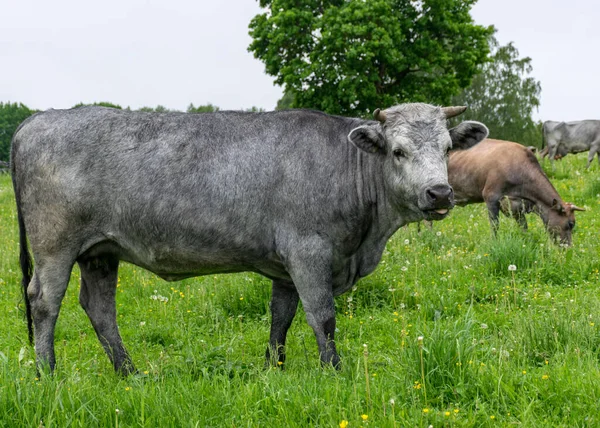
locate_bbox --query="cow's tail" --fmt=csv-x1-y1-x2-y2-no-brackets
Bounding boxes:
10,125,34,346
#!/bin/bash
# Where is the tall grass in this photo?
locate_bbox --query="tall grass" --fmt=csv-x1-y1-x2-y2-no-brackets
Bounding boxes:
0,153,598,426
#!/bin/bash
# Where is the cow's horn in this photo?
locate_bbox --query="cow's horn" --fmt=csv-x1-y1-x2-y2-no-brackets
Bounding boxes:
567,203,586,212
442,106,467,119
373,108,387,123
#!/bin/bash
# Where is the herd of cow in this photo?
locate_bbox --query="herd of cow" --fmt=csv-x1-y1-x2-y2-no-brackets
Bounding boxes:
8,103,592,374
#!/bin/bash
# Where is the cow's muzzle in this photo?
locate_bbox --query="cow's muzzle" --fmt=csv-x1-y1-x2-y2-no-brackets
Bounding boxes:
420,184,454,220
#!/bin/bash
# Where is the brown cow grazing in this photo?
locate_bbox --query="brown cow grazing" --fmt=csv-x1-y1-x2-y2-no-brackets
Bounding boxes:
448,139,585,245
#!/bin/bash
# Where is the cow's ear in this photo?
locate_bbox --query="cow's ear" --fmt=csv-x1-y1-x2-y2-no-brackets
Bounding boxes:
348,125,386,154
449,121,489,151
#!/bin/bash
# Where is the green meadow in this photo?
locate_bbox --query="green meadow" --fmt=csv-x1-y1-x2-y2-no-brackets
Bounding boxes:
0,154,599,427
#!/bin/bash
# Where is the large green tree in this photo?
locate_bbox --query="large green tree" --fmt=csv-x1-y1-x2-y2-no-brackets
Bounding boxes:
451,36,542,146
0,102,35,163
249,0,493,116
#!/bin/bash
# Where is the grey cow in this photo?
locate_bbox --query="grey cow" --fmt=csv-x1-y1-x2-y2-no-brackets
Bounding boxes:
11,104,488,374
542,120,600,167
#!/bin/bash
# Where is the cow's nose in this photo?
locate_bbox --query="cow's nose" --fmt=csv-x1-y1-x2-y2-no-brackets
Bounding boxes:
426,184,453,206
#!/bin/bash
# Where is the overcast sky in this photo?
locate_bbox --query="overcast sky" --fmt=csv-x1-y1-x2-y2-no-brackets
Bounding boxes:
1,0,598,122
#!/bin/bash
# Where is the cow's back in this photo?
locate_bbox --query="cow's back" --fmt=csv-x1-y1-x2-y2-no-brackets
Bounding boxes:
448,139,537,205
563,120,600,151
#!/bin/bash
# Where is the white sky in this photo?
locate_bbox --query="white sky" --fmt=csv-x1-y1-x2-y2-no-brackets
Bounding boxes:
1,0,598,122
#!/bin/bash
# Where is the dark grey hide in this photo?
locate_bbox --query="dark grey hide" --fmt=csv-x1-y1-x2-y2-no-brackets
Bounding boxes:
11,104,488,373
542,119,600,167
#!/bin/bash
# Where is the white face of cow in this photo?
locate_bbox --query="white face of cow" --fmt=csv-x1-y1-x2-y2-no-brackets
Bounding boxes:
348,103,489,221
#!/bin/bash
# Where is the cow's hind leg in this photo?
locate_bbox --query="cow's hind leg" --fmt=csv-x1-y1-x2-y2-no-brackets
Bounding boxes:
265,280,299,368
78,256,135,375
28,255,76,373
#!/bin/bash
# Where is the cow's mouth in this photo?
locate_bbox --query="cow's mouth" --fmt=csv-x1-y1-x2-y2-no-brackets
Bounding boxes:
422,207,451,221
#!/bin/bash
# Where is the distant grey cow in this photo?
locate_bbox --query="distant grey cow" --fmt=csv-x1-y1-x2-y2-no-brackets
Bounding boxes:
542,120,600,167
11,104,488,374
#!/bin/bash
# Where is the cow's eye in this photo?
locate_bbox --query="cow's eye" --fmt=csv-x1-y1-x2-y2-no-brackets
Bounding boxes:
568,221,575,229
393,148,406,159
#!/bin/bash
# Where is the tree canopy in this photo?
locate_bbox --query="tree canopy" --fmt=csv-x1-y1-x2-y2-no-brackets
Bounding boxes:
249,0,493,116
451,36,542,147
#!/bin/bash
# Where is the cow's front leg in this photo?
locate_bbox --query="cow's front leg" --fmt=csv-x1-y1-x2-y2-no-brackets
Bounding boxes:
503,198,528,230
302,290,339,368
286,239,340,369
483,184,502,236
484,197,501,235
265,280,299,368
548,145,558,165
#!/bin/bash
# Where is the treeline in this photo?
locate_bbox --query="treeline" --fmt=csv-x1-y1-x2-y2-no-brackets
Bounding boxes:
0,102,265,163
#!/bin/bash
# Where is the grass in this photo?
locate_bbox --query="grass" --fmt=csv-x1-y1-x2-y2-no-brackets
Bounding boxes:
0,153,599,427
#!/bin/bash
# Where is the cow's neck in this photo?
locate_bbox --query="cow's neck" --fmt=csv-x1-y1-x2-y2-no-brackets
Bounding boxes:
347,148,407,280
533,199,562,228
355,145,407,228
520,172,564,227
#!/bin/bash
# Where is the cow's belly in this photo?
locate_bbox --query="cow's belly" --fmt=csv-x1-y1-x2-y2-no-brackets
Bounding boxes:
566,142,591,153
79,236,291,282
78,228,381,294
453,190,484,206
